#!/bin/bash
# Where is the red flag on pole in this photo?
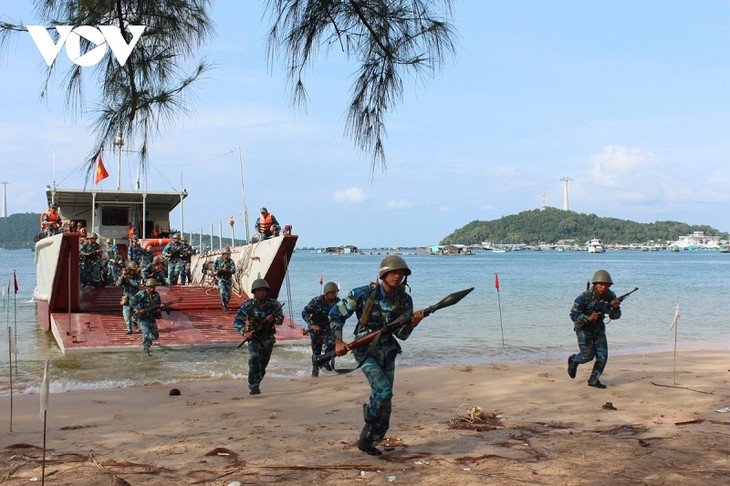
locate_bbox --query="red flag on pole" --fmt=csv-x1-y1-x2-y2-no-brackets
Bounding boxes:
95,153,109,184
319,275,323,285
494,273,500,292
13,270,18,294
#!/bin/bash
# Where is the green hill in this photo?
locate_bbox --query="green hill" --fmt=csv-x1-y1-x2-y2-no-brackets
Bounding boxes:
440,208,729,246
0,213,42,249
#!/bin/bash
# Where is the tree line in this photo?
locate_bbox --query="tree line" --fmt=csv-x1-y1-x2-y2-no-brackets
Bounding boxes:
439,208,729,246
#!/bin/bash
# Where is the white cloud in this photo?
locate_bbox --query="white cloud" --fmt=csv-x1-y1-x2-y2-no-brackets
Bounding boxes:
589,145,654,185
386,199,412,210
332,186,367,203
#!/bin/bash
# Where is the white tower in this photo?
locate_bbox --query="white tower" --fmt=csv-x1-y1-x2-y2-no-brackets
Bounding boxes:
560,177,572,211
0,181,7,217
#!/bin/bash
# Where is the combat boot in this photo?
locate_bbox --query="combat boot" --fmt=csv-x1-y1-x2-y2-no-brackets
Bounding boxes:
567,357,577,379
358,423,382,456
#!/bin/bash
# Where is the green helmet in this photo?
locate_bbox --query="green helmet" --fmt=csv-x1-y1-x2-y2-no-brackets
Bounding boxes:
592,269,613,284
145,278,158,287
127,262,138,270
173,233,181,239
222,246,231,254
251,278,270,292
378,255,411,278
106,237,113,244
323,282,339,294
153,255,165,264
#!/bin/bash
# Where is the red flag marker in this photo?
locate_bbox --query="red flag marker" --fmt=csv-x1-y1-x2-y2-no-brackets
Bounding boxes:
494,273,500,292
95,153,109,184
13,270,18,294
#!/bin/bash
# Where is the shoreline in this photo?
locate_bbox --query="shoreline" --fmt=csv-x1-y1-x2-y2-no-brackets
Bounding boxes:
2,350,730,484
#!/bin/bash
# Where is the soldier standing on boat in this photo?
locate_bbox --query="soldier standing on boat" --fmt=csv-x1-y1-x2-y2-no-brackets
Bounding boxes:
302,282,339,376
117,262,142,334
329,255,424,456
105,238,123,285
213,247,236,311
162,233,185,285
79,233,103,287
233,279,284,395
131,278,164,356
179,236,194,285
568,269,622,389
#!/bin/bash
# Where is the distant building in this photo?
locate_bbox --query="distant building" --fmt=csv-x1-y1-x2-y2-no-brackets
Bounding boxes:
670,231,720,250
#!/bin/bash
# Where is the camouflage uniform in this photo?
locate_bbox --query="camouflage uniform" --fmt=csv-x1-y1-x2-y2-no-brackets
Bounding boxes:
128,240,146,266
130,287,162,355
117,270,142,333
105,243,123,284
568,287,621,385
162,239,185,285
213,255,236,310
329,283,415,447
79,239,103,287
179,240,194,284
142,261,168,286
233,297,284,393
302,294,336,376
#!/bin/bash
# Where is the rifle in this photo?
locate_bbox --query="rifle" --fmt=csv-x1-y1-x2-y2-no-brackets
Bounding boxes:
236,302,286,349
133,297,183,320
301,311,330,336
314,287,474,368
594,287,639,314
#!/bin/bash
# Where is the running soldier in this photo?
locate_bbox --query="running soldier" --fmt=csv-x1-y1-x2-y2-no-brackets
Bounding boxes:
302,282,339,376
213,247,236,311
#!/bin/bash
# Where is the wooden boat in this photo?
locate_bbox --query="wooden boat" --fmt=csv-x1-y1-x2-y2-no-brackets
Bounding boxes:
33,186,305,354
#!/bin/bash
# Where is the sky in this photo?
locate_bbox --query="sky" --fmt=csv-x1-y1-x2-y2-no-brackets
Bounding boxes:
1,1,730,248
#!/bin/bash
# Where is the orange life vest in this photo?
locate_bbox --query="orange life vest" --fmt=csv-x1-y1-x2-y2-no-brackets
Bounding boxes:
258,213,274,232
40,210,60,230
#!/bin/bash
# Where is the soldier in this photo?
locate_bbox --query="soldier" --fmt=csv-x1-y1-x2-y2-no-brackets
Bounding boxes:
302,281,339,376
39,203,61,237
162,233,185,285
254,207,281,240
117,262,142,334
213,247,236,311
105,237,123,285
568,269,622,389
179,236,194,285
233,279,284,395
329,255,424,456
143,255,168,286
79,232,103,287
131,278,164,356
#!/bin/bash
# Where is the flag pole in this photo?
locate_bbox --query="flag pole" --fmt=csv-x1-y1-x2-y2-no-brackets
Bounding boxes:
40,360,50,486
671,298,680,385
13,270,18,373
495,273,504,349
7,326,13,432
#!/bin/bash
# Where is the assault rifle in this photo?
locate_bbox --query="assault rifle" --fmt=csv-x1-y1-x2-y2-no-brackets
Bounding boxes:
314,287,474,369
301,311,330,336
236,302,286,349
594,287,639,314
133,297,183,320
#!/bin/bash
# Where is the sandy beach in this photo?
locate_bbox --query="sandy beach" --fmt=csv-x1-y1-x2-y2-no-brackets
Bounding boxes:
2,350,730,485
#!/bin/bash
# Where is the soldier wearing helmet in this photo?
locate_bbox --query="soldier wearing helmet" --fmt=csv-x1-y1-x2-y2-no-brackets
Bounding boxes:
104,237,123,284
568,269,622,389
329,255,424,456
233,278,284,395
117,261,143,334
79,231,103,287
179,236,194,284
162,233,185,285
213,246,236,311
130,277,165,356
302,281,340,376
142,255,168,286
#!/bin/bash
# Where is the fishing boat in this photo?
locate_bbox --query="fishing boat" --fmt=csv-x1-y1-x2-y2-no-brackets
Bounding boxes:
33,185,306,354
586,237,605,254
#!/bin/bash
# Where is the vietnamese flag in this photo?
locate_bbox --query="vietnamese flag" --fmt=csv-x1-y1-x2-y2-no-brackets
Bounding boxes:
494,273,500,292
95,153,109,184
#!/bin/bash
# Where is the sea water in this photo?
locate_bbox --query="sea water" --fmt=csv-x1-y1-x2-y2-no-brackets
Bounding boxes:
1,248,729,396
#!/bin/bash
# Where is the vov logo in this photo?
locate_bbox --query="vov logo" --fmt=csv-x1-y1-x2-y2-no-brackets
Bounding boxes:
27,25,146,67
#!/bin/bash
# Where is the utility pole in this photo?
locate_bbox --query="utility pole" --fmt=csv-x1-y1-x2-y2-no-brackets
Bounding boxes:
0,181,7,217
560,177,572,211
